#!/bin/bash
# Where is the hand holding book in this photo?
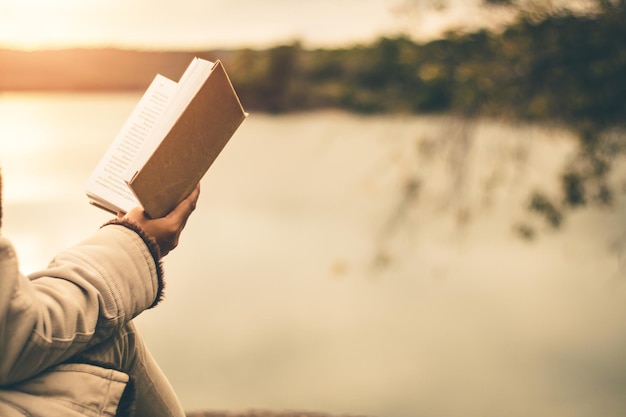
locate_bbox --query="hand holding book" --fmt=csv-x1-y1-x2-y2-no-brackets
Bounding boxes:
120,183,201,257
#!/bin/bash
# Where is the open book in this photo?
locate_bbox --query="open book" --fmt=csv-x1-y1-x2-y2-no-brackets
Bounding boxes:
86,58,247,218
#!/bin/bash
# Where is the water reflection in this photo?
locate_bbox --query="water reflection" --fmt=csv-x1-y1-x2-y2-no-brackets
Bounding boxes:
2,93,626,417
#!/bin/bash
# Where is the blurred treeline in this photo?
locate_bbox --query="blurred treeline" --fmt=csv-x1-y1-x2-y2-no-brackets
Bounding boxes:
225,4,625,234
232,9,625,128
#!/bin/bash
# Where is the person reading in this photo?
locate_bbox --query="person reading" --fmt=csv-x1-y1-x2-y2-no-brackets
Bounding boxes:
0,167,199,417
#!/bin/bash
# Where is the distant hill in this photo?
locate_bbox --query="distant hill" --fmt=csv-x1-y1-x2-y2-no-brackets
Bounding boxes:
0,48,233,91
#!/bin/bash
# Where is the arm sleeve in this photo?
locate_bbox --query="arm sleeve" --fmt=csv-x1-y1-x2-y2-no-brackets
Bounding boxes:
0,222,164,386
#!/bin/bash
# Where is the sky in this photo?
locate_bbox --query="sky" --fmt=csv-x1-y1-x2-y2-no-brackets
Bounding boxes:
0,0,515,50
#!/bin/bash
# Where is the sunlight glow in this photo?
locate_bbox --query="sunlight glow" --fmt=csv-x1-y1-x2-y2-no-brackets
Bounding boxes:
0,1,90,49
0,0,405,51
0,0,600,51
0,95,59,153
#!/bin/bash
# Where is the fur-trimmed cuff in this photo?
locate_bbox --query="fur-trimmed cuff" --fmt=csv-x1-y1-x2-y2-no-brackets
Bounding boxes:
102,219,165,308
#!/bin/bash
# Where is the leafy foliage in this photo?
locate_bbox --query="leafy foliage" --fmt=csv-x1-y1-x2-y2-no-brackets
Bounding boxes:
231,11,625,128
225,5,625,235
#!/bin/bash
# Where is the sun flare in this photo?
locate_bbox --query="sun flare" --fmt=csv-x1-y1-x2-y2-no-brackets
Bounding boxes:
0,0,94,49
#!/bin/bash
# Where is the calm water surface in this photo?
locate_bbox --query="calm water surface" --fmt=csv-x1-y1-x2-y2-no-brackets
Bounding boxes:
1,93,626,417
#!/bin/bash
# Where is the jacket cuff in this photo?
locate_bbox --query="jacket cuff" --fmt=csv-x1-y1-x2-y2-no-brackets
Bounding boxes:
102,219,164,308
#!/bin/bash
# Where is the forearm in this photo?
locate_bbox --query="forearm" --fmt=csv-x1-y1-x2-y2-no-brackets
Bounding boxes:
0,224,163,385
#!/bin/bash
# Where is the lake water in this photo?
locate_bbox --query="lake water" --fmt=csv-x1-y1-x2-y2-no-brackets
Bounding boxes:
2,93,626,417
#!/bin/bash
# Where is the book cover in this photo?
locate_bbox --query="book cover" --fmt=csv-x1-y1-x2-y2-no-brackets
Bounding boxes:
128,60,246,218
87,59,247,218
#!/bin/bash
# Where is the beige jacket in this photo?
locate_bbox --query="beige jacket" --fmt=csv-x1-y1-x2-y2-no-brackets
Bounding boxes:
0,170,164,416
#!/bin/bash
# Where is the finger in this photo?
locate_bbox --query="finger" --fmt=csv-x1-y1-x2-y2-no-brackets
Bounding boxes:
167,184,200,223
124,206,147,222
187,183,201,204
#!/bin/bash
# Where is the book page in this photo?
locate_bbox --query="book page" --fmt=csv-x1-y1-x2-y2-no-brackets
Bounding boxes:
86,74,177,213
125,58,215,181
159,58,215,137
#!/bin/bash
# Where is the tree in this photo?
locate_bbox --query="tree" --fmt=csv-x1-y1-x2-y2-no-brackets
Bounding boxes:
387,0,626,238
